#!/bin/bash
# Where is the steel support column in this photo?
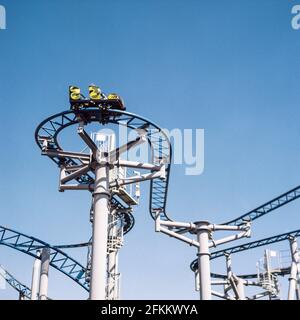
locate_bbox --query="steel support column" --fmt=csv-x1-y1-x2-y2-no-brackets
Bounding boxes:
89,164,110,300
107,249,120,300
296,281,300,300
39,247,50,300
31,250,41,300
196,221,211,300
288,237,299,300
236,278,246,300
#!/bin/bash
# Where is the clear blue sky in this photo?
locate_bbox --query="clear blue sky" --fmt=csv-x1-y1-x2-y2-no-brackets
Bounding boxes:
0,0,299,299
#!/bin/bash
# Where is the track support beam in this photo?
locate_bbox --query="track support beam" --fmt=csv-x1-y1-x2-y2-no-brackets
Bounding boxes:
196,221,211,300
288,237,299,300
31,250,41,300
39,248,50,300
90,161,110,300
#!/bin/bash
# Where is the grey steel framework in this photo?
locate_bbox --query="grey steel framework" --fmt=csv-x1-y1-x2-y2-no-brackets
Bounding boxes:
186,181,300,299
1,99,298,300
155,217,251,299
34,109,172,222
210,268,291,280
190,229,300,300
35,107,172,300
190,228,300,270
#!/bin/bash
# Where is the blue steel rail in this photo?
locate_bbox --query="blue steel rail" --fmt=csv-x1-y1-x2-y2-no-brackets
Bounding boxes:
211,267,291,280
190,228,300,272
0,265,32,299
0,225,89,291
223,185,300,226
35,109,172,222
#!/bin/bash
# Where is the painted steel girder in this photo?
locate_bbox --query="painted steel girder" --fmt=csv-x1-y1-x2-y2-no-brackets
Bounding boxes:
0,225,89,291
224,185,300,226
0,265,31,299
190,229,300,271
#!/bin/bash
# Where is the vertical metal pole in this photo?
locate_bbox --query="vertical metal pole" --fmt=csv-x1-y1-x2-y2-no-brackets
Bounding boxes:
19,292,25,300
89,163,110,300
225,253,232,279
236,278,246,300
296,281,300,300
297,262,300,300
39,247,50,300
196,221,211,300
288,237,299,300
31,250,41,300
264,249,272,300
226,253,244,300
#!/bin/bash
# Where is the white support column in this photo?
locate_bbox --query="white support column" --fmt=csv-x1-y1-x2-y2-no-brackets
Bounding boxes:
89,163,110,300
235,277,246,300
31,250,41,300
225,254,245,300
296,281,300,300
39,247,50,300
225,253,233,279
264,249,272,300
288,237,299,300
196,221,211,300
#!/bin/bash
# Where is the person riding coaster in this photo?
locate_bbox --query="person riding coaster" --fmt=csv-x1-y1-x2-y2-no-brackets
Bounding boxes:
69,85,126,111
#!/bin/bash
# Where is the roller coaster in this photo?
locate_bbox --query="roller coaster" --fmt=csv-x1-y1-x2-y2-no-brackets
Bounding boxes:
0,85,299,300
0,264,32,300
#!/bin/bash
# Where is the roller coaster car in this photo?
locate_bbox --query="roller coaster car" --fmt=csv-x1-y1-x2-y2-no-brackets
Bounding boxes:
70,98,126,111
106,93,126,111
69,86,126,111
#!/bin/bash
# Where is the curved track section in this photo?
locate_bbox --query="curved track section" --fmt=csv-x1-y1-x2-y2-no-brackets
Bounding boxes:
111,200,135,234
211,267,291,280
223,185,300,226
0,225,88,291
35,109,172,221
191,228,300,272
0,265,31,299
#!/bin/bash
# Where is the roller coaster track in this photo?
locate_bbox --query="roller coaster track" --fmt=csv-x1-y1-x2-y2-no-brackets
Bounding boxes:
190,228,300,271
35,109,172,222
223,185,300,226
0,265,32,299
0,225,88,291
210,267,291,280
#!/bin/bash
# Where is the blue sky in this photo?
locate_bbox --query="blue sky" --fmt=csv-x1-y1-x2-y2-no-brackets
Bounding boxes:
0,0,299,299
